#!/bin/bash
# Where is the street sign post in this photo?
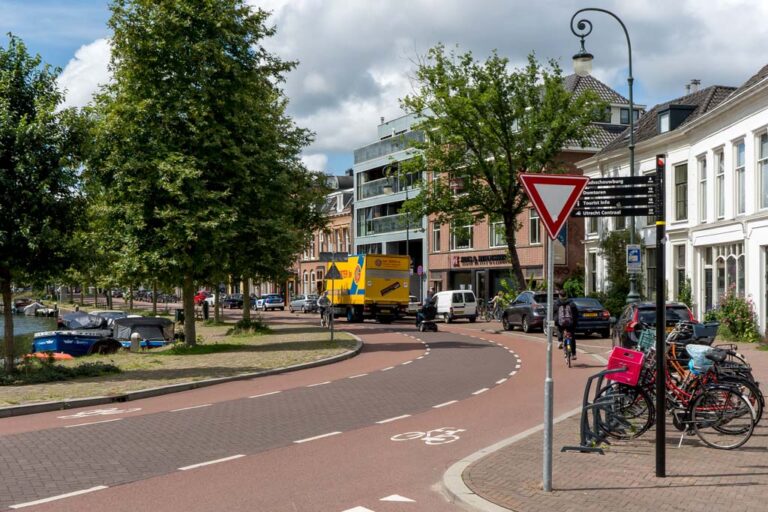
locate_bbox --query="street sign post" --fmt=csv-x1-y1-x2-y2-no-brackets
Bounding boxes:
519,173,589,493
627,244,641,274
654,155,667,478
325,262,342,341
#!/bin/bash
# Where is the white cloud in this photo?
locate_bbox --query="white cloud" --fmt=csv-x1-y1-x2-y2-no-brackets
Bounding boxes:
57,38,111,109
301,153,328,172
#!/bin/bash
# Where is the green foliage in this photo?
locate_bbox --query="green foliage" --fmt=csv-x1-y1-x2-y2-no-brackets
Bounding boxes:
562,269,585,298
678,277,693,309
163,343,243,356
228,318,271,336
497,273,520,308
705,289,761,343
596,231,642,316
400,46,606,287
1,356,120,385
0,35,87,371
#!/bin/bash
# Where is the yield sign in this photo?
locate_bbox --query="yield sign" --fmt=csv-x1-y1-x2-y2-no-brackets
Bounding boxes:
519,174,590,239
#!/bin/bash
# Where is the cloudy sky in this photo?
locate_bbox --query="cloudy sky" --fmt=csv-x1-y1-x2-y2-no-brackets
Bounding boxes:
3,0,768,174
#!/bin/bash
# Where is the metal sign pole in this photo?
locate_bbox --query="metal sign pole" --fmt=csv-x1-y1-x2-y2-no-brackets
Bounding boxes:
543,236,554,492
330,268,335,342
655,155,666,477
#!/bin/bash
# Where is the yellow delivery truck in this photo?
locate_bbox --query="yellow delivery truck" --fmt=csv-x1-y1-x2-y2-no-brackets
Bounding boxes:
325,254,410,323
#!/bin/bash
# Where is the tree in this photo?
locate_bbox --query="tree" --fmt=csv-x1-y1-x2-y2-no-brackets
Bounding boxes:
400,47,605,287
90,0,310,344
0,36,85,371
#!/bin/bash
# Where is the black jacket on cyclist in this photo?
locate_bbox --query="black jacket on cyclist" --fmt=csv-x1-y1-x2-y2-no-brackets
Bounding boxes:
555,298,577,352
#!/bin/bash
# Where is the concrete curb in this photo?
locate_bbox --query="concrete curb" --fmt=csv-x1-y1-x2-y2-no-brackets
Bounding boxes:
0,333,363,419
442,406,583,512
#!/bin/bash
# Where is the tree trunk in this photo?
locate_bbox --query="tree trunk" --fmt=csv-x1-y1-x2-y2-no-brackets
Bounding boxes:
128,284,134,311
106,290,112,309
152,280,158,316
1,268,15,373
182,274,196,346
68,285,74,303
242,278,251,322
504,214,526,290
214,288,221,323
79,285,84,307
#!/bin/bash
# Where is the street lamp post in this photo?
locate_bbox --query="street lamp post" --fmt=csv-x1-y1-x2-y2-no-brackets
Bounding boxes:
570,7,640,303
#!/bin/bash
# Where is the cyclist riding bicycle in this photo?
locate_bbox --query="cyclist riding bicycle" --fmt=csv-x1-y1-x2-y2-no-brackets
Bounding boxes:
555,290,577,360
317,291,332,327
488,291,504,320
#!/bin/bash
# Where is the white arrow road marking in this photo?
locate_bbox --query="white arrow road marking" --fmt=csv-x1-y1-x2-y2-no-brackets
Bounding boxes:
380,494,416,502
58,407,141,419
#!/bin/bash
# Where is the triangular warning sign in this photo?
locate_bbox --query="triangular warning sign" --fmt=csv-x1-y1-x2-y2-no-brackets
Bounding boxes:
519,174,590,239
325,262,342,280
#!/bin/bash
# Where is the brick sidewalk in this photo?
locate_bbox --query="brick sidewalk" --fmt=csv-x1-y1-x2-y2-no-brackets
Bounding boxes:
463,343,768,512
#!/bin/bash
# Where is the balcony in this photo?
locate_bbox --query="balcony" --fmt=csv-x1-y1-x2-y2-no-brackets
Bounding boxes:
357,173,421,200
357,213,423,237
353,131,425,164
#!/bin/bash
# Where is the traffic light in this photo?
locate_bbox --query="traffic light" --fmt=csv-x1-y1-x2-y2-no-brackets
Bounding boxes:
656,154,666,173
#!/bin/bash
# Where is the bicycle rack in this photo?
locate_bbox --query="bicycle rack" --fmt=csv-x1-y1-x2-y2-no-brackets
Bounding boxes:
561,366,628,455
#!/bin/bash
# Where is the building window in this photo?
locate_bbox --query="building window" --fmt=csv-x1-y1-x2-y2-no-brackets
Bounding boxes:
760,134,768,209
589,252,597,293
450,224,473,250
675,245,686,299
674,164,688,221
703,247,713,313
490,220,506,248
698,157,707,223
646,248,657,301
735,141,746,214
620,108,639,125
714,243,744,303
587,217,598,234
659,112,670,133
432,223,441,252
529,210,540,245
615,216,626,230
345,229,350,254
716,150,725,219
310,235,316,259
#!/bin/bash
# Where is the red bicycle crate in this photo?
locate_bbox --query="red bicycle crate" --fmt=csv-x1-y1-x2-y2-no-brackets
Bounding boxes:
605,347,645,386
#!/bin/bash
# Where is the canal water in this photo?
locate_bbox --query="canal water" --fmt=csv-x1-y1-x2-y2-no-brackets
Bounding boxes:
0,315,57,352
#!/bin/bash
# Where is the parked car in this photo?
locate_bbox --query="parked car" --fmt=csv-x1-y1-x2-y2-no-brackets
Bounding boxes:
91,310,128,327
407,295,420,316
613,301,696,349
434,290,478,323
289,294,318,313
222,293,244,309
501,291,551,332
568,297,611,338
261,294,285,311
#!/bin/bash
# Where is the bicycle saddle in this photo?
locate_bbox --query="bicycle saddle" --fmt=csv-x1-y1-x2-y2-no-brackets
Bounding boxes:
704,349,727,363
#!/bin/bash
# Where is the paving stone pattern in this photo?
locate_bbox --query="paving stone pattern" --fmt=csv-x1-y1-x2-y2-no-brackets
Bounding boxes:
0,332,516,509
464,343,768,512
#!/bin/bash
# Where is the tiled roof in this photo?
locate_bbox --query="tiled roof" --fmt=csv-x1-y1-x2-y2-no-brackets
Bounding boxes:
729,63,768,99
597,85,736,155
564,74,630,104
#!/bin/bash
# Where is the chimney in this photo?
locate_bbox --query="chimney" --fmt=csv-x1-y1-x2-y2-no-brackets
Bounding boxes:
690,79,701,93
685,83,691,94
380,116,385,125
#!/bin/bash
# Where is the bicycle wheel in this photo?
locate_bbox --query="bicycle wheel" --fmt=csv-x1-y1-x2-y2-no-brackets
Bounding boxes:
595,383,655,440
390,431,424,441
564,340,571,368
691,386,755,449
719,377,764,423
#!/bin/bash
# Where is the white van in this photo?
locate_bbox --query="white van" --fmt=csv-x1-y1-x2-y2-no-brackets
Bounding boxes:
434,290,477,323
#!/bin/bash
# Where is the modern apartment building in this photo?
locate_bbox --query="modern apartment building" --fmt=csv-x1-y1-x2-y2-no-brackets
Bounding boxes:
578,64,768,332
426,74,642,301
352,114,427,301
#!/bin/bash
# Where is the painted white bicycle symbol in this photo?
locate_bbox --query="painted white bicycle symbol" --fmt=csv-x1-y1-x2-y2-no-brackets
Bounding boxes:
58,407,141,419
390,427,466,445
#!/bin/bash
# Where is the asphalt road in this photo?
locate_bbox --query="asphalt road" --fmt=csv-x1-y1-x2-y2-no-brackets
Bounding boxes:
0,311,604,511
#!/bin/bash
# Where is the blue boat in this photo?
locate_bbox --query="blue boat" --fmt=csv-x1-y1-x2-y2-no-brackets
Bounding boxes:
32,328,118,357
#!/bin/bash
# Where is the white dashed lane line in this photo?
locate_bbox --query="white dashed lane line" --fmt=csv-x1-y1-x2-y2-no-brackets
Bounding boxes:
294,431,342,444
375,414,411,424
401,361,412,365
9,486,109,509
381,366,395,371
249,390,281,399
472,388,489,395
170,404,212,412
496,378,508,384
307,381,331,387
509,370,518,376
348,373,368,379
433,400,458,408
178,454,245,471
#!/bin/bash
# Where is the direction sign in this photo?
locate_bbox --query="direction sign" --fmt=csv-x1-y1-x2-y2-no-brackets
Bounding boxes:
319,252,349,262
573,174,658,217
627,244,642,274
519,174,590,239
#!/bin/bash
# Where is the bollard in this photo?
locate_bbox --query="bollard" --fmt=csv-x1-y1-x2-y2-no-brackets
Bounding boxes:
130,332,141,352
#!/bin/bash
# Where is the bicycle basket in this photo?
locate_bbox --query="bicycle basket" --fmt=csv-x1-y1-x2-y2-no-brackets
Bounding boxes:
637,329,656,352
606,347,645,386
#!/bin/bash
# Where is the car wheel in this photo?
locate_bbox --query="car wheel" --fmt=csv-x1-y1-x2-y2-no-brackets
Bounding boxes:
469,316,476,323
280,307,284,311
522,316,531,333
289,305,294,313
443,313,450,323
502,314,512,331
600,329,610,339
302,306,307,313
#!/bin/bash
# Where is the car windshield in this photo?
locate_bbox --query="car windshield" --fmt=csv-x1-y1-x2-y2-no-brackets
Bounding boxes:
572,298,602,308
638,306,691,324
533,293,547,304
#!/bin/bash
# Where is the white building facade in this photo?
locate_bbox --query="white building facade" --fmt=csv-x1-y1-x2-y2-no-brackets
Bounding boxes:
578,66,768,333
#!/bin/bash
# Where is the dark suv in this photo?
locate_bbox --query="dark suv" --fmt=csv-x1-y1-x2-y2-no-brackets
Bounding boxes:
502,291,551,332
613,301,695,348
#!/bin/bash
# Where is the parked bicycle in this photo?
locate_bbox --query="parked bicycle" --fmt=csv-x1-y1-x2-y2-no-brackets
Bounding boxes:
563,328,575,368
